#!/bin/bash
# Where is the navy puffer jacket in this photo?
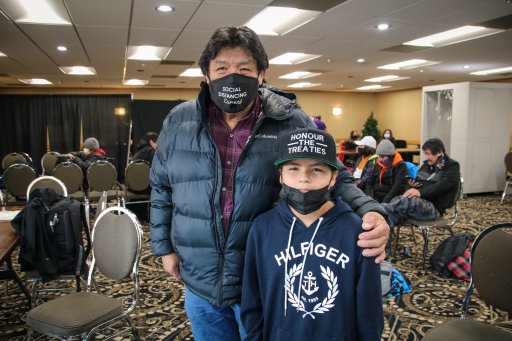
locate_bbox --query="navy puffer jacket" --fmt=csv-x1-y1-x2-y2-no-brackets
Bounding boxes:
150,83,385,307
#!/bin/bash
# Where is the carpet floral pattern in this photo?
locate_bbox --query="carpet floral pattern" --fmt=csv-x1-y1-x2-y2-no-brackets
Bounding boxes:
1,194,511,340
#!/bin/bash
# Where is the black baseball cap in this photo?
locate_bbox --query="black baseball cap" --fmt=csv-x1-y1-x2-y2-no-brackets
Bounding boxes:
274,127,339,170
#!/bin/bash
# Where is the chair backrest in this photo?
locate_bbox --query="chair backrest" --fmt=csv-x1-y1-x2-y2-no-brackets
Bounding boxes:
87,160,117,192
447,177,464,210
91,206,142,280
94,191,108,222
125,160,150,192
53,161,83,194
26,176,68,200
2,152,28,170
3,164,38,198
41,151,61,175
463,222,512,315
505,151,512,173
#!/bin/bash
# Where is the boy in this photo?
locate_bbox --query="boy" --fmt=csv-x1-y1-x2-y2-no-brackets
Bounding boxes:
241,128,384,340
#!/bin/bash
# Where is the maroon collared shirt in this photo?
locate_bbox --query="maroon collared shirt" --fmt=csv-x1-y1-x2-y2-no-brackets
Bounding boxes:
208,95,261,233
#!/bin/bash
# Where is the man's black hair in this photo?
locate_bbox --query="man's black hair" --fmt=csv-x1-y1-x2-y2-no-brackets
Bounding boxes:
144,132,159,143
198,26,269,76
422,138,445,154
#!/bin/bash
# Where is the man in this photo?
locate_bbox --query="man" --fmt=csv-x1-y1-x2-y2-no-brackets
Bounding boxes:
352,135,378,188
150,26,389,341
382,138,461,226
364,139,408,203
132,131,158,164
64,137,106,170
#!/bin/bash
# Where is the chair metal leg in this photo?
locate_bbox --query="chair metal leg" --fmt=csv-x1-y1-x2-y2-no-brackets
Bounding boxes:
500,181,510,204
420,226,430,269
409,226,418,245
126,315,142,341
392,225,401,256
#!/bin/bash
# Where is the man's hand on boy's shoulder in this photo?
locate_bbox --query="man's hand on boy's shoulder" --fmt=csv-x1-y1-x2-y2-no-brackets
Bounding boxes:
357,212,389,263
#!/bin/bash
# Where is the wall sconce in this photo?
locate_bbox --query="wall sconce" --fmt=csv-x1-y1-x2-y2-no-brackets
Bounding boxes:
115,107,126,116
332,106,343,116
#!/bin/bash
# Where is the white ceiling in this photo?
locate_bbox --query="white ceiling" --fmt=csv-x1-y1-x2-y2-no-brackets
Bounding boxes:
0,0,511,92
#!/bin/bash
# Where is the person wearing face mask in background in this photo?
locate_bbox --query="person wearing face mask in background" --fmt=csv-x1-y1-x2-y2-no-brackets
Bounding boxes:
241,128,383,341
353,136,378,188
63,137,106,170
150,26,390,341
363,139,408,204
339,130,360,170
381,138,460,228
381,129,396,146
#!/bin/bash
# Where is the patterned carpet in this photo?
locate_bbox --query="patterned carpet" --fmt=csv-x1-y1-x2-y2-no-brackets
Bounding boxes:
1,194,512,340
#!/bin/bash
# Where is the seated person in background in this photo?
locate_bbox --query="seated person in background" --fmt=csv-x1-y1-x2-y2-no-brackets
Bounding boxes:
312,115,327,131
353,135,378,188
64,137,106,170
132,132,158,164
363,139,407,203
339,130,360,169
381,129,396,146
382,138,461,227
242,127,383,341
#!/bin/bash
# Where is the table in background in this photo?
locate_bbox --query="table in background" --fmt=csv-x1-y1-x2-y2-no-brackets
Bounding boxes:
0,211,31,309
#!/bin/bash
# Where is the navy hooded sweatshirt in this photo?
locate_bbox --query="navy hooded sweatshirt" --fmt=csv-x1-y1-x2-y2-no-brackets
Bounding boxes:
241,198,383,341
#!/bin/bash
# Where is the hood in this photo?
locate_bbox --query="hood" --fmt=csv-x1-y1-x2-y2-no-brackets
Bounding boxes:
85,148,106,159
376,152,403,185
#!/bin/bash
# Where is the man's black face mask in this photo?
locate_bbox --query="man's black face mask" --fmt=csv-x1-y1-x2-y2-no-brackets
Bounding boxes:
208,73,259,114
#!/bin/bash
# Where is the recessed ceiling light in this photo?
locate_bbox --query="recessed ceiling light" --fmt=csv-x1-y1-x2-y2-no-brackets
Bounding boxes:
357,58,366,63
0,51,6,57
377,23,389,31
127,46,171,61
123,79,149,86
279,71,321,79
60,66,96,75
378,59,440,70
364,75,409,82
357,84,391,90
245,6,320,36
463,65,470,69
288,82,321,88
156,5,174,12
19,78,53,85
470,66,512,75
269,53,321,65
403,25,504,48
56,46,67,52
179,68,203,77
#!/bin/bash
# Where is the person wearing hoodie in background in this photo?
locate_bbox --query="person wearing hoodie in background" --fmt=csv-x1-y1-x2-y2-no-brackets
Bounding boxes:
64,137,106,170
241,128,383,341
132,131,158,164
363,139,408,204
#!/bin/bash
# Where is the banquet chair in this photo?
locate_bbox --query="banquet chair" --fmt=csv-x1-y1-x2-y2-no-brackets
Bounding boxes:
394,177,464,268
2,152,29,170
422,222,512,340
120,160,150,207
3,163,38,203
87,160,119,202
52,161,85,200
26,206,143,340
40,151,61,175
26,176,67,200
500,151,512,204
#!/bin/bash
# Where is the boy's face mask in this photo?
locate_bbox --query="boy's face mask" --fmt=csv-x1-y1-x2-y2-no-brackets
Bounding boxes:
83,147,91,155
208,73,259,114
279,184,331,215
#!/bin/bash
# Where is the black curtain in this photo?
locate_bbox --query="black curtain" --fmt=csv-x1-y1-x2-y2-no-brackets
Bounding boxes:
80,95,131,177
131,99,185,155
0,95,48,173
46,96,81,153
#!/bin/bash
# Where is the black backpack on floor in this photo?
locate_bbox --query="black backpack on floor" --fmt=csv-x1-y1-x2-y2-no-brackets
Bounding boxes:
12,188,90,282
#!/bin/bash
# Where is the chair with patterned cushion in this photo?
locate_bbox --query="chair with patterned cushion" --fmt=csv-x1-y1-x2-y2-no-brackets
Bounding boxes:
52,161,85,200
3,163,38,203
26,176,67,200
422,222,512,340
26,206,143,340
40,151,61,176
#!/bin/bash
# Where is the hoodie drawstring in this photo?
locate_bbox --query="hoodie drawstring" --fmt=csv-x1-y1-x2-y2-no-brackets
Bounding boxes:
283,217,297,316
283,217,324,316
